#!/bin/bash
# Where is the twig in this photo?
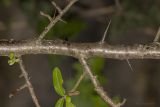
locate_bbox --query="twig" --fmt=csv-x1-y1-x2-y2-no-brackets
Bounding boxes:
51,1,62,13
40,11,52,22
59,19,67,24
37,0,78,41
100,20,111,44
9,84,27,98
154,27,160,42
70,71,86,92
78,54,126,107
19,57,41,107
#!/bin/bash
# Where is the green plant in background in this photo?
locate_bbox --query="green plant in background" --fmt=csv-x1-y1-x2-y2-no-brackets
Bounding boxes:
0,0,12,6
65,57,122,107
53,67,76,107
111,0,160,38
37,19,87,40
65,57,109,107
8,52,19,65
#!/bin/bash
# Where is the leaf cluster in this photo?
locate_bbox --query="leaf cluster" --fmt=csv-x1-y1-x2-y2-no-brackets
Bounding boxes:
53,67,76,107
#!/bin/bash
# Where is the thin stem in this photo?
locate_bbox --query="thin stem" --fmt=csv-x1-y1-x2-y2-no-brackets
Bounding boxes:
40,11,52,22
78,55,126,107
70,71,86,92
19,57,41,107
9,84,27,98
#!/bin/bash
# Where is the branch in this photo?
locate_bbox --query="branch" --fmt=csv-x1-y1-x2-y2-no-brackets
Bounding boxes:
37,0,78,41
19,57,41,107
51,1,62,13
40,11,52,22
1,40,160,59
78,55,126,107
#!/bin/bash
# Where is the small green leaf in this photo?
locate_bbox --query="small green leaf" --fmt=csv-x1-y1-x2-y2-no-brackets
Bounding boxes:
8,59,15,65
55,98,64,107
8,52,20,66
66,96,76,107
9,52,15,59
66,101,75,107
53,67,65,96
66,96,71,103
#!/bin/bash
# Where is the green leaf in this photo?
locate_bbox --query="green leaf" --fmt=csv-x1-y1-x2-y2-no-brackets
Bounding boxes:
9,52,15,59
55,98,64,107
8,59,15,65
53,67,65,96
8,52,20,66
66,96,76,107
66,96,71,103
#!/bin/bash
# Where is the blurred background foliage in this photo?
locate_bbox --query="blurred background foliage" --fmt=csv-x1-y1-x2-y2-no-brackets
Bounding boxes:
0,0,160,107
111,0,160,37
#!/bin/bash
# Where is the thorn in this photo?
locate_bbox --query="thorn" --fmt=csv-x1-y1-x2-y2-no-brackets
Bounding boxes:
9,84,27,98
59,19,67,24
51,1,62,14
17,84,27,91
40,11,52,22
126,59,134,72
100,20,111,44
154,27,160,42
118,98,127,106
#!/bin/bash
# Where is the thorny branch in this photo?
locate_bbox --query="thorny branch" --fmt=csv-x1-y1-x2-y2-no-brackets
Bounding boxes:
37,0,78,41
4,0,160,106
18,57,41,107
78,54,126,107
1,39,160,59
